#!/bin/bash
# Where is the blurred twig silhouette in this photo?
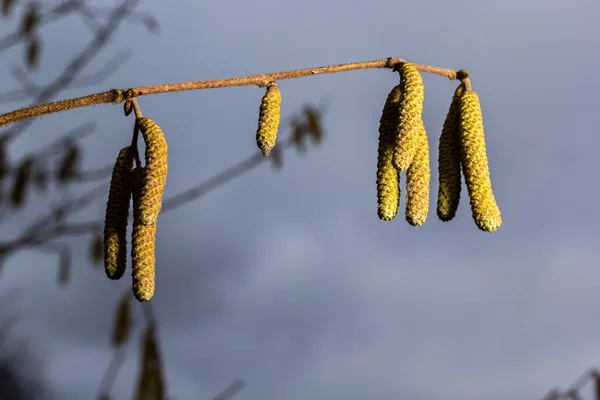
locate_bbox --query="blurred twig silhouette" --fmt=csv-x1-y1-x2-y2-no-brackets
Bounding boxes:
0,1,327,399
541,367,600,400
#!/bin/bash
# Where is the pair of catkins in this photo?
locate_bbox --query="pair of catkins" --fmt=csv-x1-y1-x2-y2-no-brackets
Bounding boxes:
377,62,502,232
103,117,168,302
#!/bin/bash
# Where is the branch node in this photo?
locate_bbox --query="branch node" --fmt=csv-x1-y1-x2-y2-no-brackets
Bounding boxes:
123,88,137,100
386,57,404,71
111,89,125,103
456,69,469,80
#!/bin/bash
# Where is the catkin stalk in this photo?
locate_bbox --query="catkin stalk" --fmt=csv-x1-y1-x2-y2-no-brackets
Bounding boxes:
437,85,463,221
137,117,168,226
393,62,425,172
376,85,402,221
459,90,502,232
131,167,156,302
104,146,134,280
256,82,282,156
405,122,430,226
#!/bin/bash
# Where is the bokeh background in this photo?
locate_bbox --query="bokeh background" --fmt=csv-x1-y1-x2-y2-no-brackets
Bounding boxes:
0,0,599,399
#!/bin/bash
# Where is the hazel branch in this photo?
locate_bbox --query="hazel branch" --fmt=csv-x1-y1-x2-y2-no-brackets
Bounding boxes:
0,57,459,128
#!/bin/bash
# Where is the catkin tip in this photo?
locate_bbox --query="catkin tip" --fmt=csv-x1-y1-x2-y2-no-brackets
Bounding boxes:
405,123,430,227
131,167,157,302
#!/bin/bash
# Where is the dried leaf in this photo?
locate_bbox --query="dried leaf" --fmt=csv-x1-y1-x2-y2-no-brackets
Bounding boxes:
111,292,131,347
269,145,282,170
134,324,165,400
10,158,35,208
124,100,133,116
291,120,307,153
89,235,103,266
303,106,324,144
21,3,39,35
57,140,80,184
58,248,70,287
26,38,40,70
1,0,15,17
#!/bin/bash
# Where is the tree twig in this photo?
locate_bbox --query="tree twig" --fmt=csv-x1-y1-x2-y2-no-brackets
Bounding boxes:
0,57,459,129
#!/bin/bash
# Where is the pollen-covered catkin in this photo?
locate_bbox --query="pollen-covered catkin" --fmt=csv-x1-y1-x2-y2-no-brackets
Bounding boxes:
376,85,402,221
104,146,134,280
131,167,156,302
437,85,463,222
393,62,425,172
459,90,502,232
137,117,168,226
256,82,281,156
405,122,430,226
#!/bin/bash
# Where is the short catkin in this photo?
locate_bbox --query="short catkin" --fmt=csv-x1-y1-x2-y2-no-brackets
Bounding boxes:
256,82,281,156
437,85,464,222
376,85,402,221
137,117,168,226
104,146,134,280
393,62,425,172
405,121,430,226
459,90,502,232
131,167,156,302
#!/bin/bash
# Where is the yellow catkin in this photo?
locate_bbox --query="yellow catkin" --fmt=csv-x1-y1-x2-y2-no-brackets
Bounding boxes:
256,82,281,156
459,90,502,232
131,167,156,302
437,85,464,222
104,146,134,280
376,85,402,221
393,62,425,172
137,117,168,226
405,122,430,226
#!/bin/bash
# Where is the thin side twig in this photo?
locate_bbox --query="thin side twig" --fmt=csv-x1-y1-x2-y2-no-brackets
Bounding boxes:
0,0,140,142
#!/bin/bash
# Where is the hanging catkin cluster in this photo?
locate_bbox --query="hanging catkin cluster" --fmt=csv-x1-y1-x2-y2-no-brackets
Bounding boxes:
376,62,431,226
405,122,430,226
256,82,281,156
103,111,168,302
376,63,500,231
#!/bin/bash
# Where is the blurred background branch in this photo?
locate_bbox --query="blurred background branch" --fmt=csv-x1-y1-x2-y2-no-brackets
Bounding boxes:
0,1,327,399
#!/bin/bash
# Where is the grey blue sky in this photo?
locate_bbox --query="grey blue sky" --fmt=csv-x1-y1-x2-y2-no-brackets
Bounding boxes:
0,0,599,399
